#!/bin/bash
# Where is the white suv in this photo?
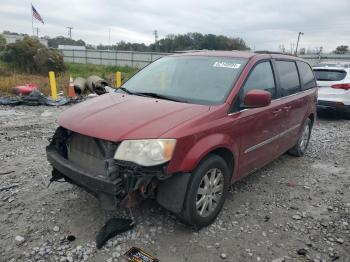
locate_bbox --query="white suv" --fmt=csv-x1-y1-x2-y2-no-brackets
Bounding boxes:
313,62,350,118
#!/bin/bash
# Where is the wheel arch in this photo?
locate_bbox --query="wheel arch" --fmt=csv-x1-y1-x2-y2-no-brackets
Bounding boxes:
206,147,235,179
308,113,315,126
174,133,238,178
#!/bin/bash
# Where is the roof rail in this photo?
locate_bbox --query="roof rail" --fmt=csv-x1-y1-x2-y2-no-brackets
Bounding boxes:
254,51,288,55
174,50,209,53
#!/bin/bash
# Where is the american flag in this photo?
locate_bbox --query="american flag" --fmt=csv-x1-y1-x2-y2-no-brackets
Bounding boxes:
32,5,44,24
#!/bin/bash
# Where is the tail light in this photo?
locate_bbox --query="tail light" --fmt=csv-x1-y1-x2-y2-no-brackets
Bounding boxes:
331,83,350,90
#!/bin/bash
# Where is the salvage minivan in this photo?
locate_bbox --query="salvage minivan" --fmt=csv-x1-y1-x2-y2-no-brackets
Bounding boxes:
47,51,317,227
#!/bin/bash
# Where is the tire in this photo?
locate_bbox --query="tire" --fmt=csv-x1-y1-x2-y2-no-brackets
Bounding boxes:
288,118,312,157
344,112,350,120
180,154,230,228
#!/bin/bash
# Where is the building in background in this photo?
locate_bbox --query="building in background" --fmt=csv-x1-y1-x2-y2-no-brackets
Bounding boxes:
58,45,86,50
3,33,48,47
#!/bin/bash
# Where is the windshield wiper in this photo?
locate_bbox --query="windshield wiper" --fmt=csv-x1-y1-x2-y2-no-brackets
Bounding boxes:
132,92,187,103
119,87,134,94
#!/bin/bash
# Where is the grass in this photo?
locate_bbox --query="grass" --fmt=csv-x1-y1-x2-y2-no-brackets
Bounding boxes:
0,62,138,97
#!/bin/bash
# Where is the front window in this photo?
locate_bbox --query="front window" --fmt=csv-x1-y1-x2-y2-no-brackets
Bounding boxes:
122,56,247,105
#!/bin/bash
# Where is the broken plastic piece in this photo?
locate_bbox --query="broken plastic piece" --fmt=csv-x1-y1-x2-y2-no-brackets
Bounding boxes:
47,169,65,188
96,218,134,249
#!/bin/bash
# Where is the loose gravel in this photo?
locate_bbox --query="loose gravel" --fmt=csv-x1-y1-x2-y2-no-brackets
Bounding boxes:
0,106,349,262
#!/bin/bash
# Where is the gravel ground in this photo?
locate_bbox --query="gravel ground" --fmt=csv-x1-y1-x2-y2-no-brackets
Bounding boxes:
0,105,349,262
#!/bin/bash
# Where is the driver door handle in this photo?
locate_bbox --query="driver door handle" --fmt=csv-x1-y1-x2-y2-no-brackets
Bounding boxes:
283,106,292,111
273,108,282,114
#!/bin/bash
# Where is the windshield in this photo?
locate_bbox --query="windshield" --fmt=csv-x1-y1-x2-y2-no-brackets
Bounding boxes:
122,56,247,105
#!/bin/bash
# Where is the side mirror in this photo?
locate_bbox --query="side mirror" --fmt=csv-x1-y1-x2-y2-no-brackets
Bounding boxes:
243,89,271,108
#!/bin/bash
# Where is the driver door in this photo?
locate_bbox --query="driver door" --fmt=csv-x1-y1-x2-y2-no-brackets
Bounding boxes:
233,60,285,178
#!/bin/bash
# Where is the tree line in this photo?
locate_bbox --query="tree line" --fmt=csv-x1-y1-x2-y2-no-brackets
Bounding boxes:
4,31,249,52
94,33,250,52
2,31,349,54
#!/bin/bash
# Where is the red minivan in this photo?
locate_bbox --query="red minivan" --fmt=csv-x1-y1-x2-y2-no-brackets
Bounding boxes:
47,51,317,227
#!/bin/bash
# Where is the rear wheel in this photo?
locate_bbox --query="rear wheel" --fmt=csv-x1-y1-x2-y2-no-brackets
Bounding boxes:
288,118,312,157
180,154,229,228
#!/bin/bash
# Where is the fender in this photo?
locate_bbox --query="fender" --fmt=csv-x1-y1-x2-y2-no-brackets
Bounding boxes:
177,133,238,173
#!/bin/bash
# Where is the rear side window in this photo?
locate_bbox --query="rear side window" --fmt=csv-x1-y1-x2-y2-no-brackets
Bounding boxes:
275,61,300,96
297,61,316,90
313,69,346,81
242,61,276,98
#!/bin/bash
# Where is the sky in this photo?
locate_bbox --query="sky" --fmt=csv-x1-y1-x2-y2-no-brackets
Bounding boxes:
0,0,349,52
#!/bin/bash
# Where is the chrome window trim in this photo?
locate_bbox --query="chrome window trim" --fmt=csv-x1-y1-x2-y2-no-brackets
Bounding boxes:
227,87,316,116
244,124,300,154
228,109,248,116
273,88,314,102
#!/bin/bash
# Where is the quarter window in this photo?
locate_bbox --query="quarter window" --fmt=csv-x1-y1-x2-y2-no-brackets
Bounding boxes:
297,61,316,90
275,61,300,96
242,61,276,98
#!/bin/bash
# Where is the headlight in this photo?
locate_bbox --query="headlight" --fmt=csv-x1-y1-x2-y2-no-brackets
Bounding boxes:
114,139,176,166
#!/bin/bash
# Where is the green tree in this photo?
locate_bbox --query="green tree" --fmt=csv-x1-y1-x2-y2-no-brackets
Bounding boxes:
3,37,65,74
95,33,250,53
334,45,349,54
152,33,250,52
48,36,85,48
0,34,6,51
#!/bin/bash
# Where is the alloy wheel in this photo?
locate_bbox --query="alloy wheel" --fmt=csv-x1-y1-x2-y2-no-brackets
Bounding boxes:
299,123,310,151
196,168,224,217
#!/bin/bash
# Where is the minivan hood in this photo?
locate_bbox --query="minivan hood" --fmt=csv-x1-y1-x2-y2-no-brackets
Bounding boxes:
58,92,210,142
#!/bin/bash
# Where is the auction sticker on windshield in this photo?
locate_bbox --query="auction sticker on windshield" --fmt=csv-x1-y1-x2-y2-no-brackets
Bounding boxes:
124,247,159,262
213,61,241,69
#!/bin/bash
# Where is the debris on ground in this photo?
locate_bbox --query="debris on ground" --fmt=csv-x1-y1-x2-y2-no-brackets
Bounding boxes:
297,248,308,256
1,75,114,107
124,247,159,262
96,218,134,249
15,236,25,245
73,77,87,95
86,75,109,95
0,90,73,106
12,83,38,95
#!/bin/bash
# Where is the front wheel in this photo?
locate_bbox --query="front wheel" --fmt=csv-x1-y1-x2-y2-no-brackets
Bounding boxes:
288,118,312,157
180,154,230,228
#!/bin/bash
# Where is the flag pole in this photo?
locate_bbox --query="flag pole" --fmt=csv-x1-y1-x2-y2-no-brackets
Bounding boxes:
31,3,34,36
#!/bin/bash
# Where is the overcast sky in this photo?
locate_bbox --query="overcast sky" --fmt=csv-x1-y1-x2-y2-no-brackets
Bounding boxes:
1,0,349,52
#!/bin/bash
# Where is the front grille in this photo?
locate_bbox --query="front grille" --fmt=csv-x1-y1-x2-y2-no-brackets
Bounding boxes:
67,133,117,176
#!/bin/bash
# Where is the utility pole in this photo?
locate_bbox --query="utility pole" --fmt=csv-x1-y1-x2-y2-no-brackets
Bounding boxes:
67,27,73,39
35,27,39,38
295,32,304,56
153,30,158,43
290,43,295,54
109,28,111,48
153,30,158,51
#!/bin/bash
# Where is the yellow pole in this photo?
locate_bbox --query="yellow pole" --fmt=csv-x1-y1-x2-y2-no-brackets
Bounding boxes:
49,71,58,100
115,71,122,88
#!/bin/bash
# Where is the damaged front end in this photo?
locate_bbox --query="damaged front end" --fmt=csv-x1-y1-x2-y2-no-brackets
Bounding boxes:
46,127,167,209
